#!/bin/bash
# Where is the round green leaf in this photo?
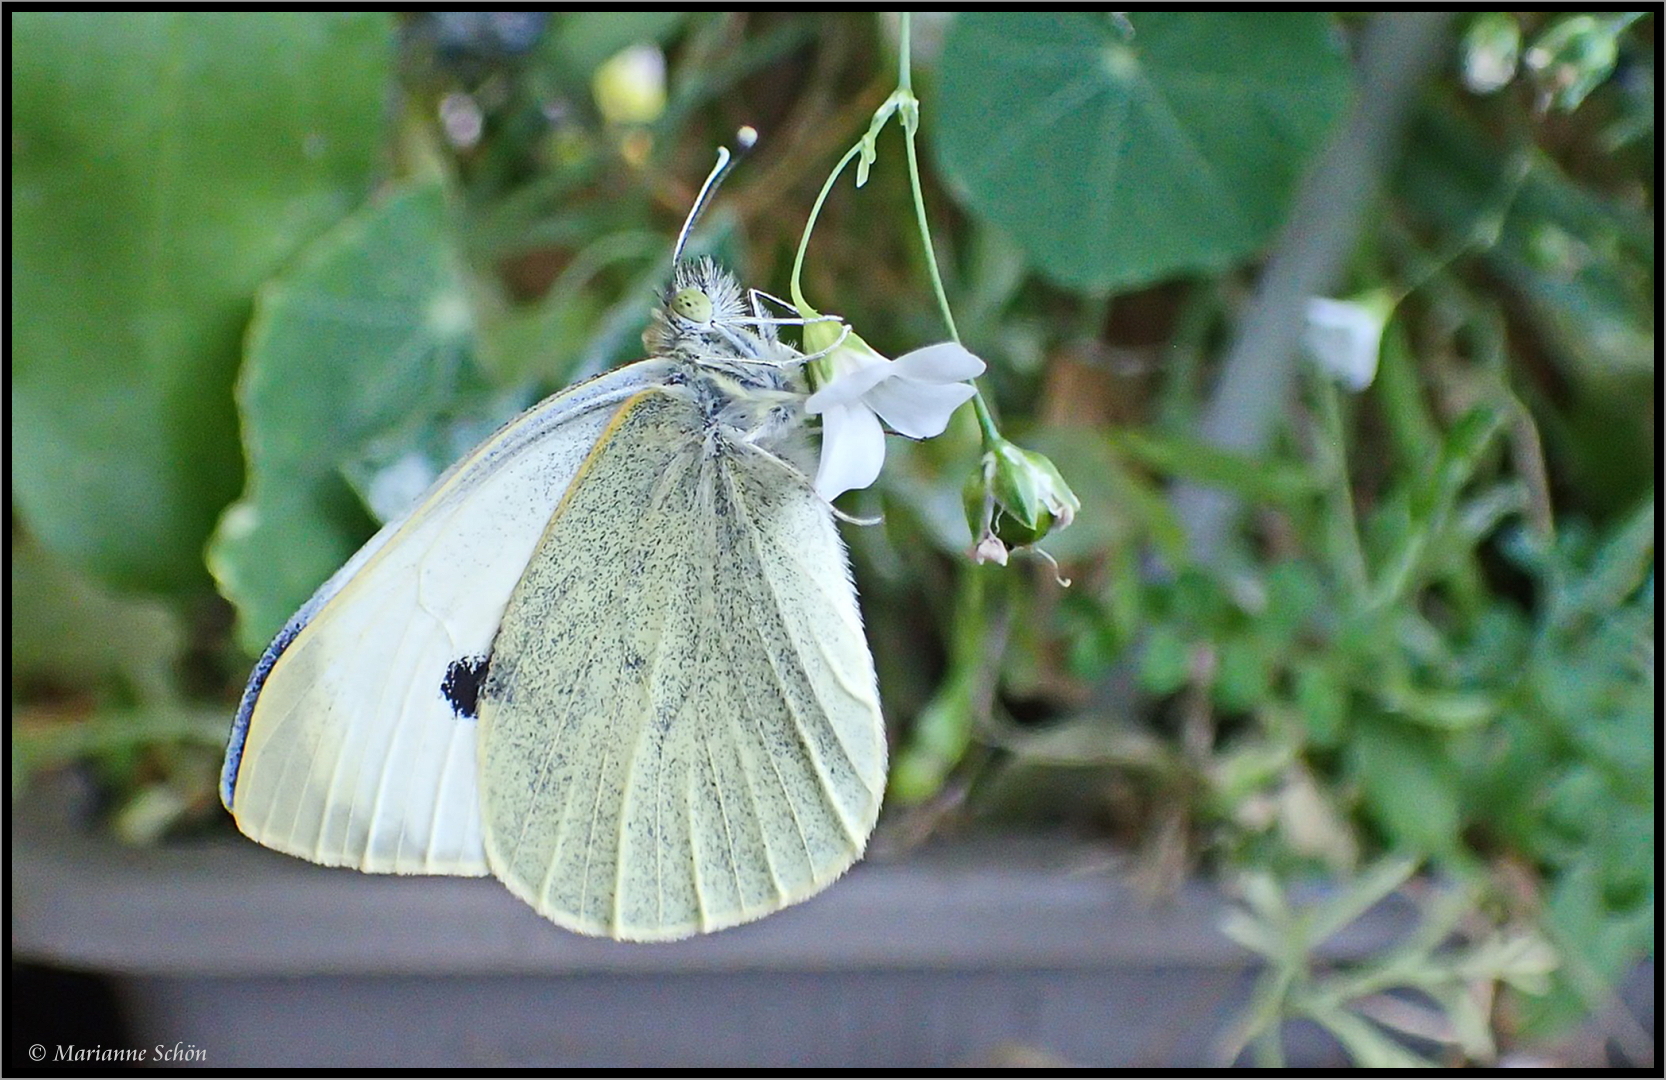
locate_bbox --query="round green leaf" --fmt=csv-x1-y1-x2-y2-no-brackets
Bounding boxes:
208,178,499,654
11,12,394,593
932,12,1352,290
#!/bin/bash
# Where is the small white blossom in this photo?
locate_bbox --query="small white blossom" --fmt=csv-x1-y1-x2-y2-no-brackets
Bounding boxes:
1303,291,1397,393
803,333,984,500
973,533,1010,566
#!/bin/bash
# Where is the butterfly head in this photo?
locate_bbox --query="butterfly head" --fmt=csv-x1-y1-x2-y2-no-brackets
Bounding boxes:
645,256,779,366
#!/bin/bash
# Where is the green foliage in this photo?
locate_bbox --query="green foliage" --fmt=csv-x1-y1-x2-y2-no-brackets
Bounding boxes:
1462,508,1655,1033
8,12,1654,1064
10,12,394,592
11,536,225,838
11,539,186,709
933,12,1351,290
206,177,507,653
1397,96,1654,518
1221,861,1556,1066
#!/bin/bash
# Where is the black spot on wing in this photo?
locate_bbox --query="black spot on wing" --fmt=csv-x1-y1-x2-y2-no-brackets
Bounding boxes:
442,654,492,720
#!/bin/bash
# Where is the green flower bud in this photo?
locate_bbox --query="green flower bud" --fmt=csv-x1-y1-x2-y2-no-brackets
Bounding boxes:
800,313,878,393
1524,13,1638,113
963,436,1080,562
1462,12,1521,94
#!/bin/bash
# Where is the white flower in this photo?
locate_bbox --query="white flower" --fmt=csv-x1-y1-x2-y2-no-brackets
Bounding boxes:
1302,290,1397,393
803,332,984,500
972,532,1010,566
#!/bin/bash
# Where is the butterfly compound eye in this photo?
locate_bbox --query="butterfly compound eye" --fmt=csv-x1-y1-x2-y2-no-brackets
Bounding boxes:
670,287,714,325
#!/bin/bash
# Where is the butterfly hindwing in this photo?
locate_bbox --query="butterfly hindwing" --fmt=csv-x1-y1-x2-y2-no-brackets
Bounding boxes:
478,389,886,940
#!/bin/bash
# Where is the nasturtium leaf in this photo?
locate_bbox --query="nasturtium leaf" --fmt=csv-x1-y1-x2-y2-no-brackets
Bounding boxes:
208,178,505,655
11,538,185,706
933,12,1352,290
11,12,394,593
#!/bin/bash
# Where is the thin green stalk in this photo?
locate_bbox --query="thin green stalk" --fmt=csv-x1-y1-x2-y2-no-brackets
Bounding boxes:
786,13,1003,448
899,93,955,341
890,562,988,802
894,14,1001,446
967,388,1000,444
1315,379,1371,601
896,12,911,92
790,142,863,313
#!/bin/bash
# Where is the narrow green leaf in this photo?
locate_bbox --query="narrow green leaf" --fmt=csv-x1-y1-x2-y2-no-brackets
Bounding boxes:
1110,430,1320,505
1352,721,1462,856
1308,1005,1436,1068
1378,685,1499,731
1306,855,1421,946
1371,404,1506,607
13,708,228,798
1549,498,1655,634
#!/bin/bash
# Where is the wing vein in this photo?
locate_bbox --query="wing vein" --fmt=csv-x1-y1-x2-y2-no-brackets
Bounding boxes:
577,740,613,927
724,466,872,842
700,474,747,914
610,448,698,934
718,469,821,875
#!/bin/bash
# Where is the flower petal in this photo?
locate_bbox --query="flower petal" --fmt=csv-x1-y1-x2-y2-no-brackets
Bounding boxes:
890,342,986,383
1303,297,1383,392
865,377,977,439
813,402,887,500
805,358,895,414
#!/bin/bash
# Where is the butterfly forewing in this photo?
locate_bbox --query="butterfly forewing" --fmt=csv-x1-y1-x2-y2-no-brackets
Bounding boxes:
478,389,886,940
224,361,674,875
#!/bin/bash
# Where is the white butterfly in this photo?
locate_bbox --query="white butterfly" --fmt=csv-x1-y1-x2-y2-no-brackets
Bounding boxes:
219,130,1000,940
221,196,907,942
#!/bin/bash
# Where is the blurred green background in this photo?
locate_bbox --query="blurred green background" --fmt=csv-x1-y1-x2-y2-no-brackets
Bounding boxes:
10,11,1654,1066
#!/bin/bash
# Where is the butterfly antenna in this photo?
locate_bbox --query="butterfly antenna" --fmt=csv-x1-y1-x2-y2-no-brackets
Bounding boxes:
671,126,757,266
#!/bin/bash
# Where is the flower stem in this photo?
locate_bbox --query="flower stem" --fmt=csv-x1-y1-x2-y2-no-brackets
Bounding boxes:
901,96,958,344
790,142,863,314
897,13,912,92
1315,377,1370,601
790,14,1001,444
894,14,1002,446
